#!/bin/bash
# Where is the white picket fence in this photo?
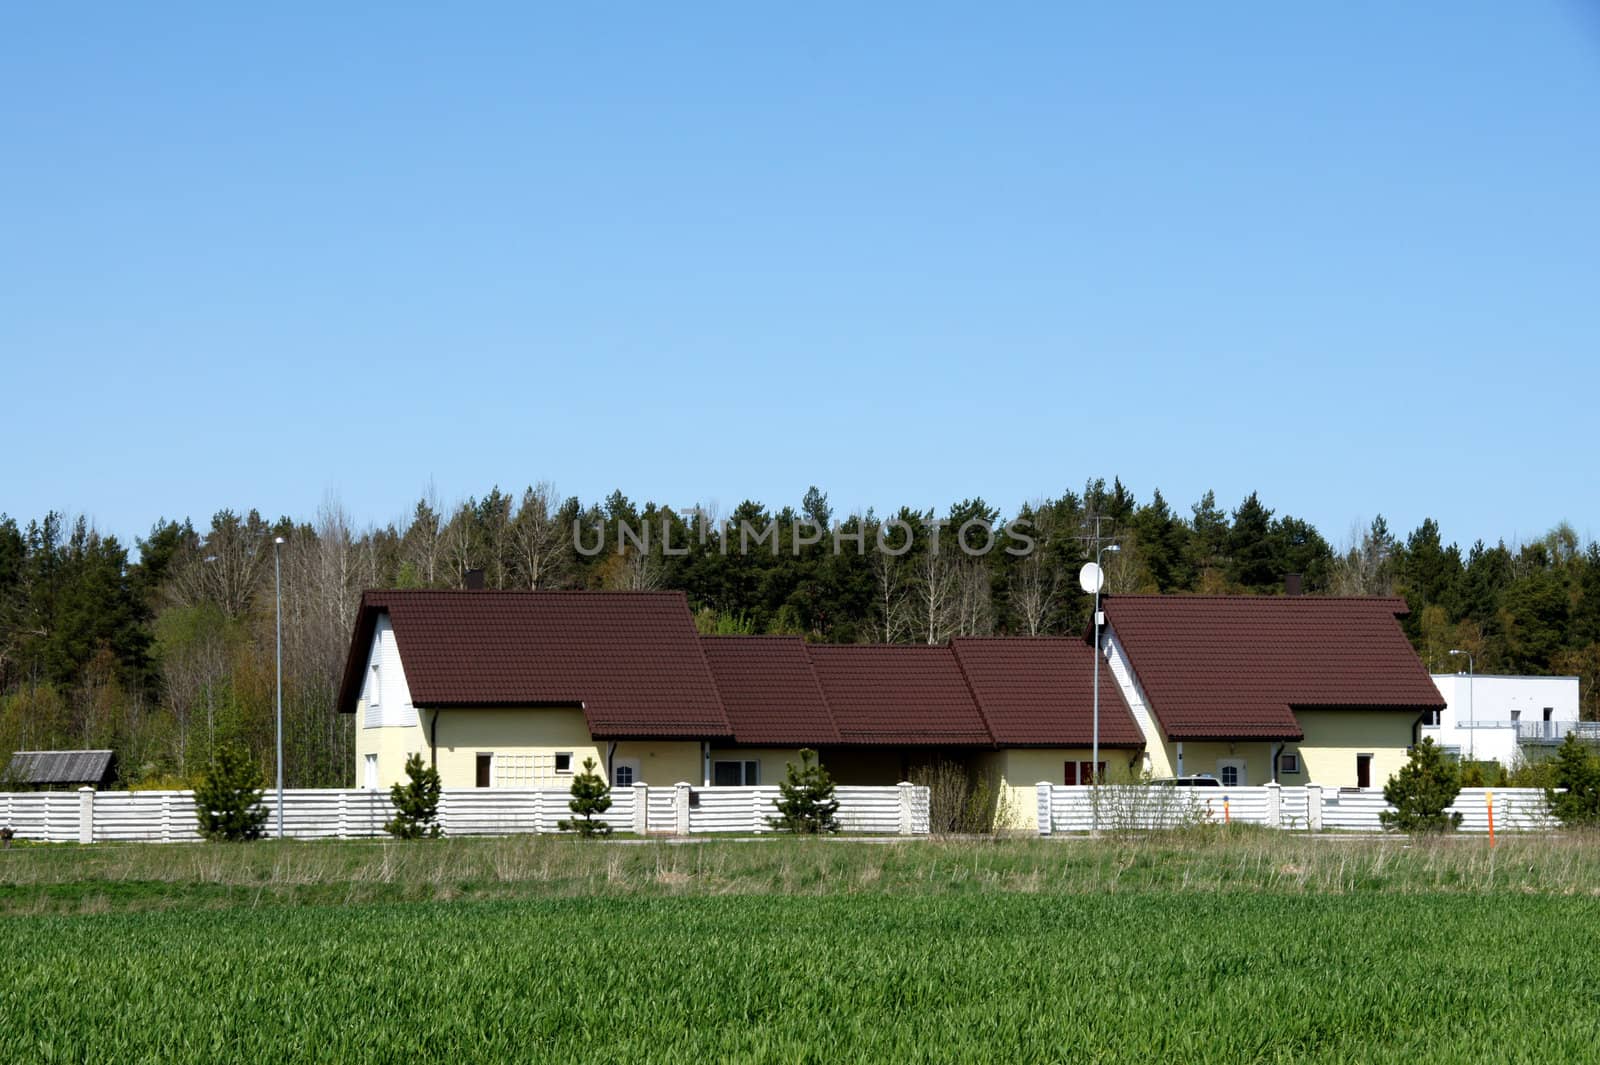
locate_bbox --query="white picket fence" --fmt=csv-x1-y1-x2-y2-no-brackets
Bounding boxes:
0,782,929,843
1035,784,1562,834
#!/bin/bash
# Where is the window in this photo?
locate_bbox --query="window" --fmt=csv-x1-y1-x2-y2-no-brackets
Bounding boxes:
1511,709,1521,722
1356,754,1373,789
614,764,635,788
368,664,381,707
1217,758,1247,787
1544,707,1554,722
554,752,573,774
1064,761,1106,786
475,753,493,788
1279,753,1300,775
713,760,759,786
364,753,378,789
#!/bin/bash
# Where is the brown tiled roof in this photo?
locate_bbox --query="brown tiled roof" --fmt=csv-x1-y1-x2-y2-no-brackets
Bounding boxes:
805,644,994,746
336,591,732,739
699,637,841,745
951,638,1144,747
1103,595,1444,741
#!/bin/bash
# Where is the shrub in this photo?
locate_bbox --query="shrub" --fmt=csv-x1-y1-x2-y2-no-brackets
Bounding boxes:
768,748,840,834
558,757,613,837
385,752,443,839
193,744,268,842
1380,737,1462,833
913,760,1014,835
1546,733,1600,827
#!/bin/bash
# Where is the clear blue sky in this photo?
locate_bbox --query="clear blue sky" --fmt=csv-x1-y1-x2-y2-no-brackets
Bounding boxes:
4,3,1597,553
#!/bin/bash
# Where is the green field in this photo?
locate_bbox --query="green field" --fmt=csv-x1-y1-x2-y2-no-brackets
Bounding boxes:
4,835,1600,1063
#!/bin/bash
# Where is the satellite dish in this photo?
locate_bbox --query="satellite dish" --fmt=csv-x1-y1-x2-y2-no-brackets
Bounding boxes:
1078,562,1104,594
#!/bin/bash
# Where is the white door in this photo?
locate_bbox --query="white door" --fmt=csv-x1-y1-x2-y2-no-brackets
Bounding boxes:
363,753,378,790
1216,758,1247,788
612,758,641,788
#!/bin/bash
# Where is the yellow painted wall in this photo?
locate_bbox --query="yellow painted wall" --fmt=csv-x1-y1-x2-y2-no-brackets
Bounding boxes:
355,704,701,789
709,747,807,787
987,748,1147,830
1292,710,1419,788
1168,741,1277,786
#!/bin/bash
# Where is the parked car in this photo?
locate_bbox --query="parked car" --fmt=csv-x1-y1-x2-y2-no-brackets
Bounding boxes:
1149,774,1221,787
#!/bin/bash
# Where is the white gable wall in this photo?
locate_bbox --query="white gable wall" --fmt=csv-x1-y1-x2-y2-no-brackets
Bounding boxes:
359,615,418,729
1102,627,1173,778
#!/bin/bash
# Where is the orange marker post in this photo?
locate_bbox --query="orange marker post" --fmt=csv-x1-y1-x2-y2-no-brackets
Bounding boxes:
1224,796,1231,825
1486,790,1495,848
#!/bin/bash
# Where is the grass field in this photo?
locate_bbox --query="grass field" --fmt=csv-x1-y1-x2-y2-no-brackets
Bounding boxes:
4,833,1600,1063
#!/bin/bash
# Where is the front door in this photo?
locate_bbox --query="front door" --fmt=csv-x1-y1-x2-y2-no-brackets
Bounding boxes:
1216,758,1247,788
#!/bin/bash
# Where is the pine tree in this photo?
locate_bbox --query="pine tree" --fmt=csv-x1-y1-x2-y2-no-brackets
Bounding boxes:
385,752,443,839
193,743,268,842
1380,738,1463,833
558,757,613,837
768,748,841,834
1545,733,1600,827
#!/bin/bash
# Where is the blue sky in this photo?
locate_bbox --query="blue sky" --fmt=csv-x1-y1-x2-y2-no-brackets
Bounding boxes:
3,3,1597,552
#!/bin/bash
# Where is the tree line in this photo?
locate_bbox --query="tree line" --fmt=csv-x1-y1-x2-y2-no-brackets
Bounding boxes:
2,478,1597,787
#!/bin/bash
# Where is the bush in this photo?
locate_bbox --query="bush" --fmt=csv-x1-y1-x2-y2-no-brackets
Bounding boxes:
558,757,613,837
193,744,268,842
1546,733,1600,827
1380,738,1462,833
912,760,1014,835
385,752,443,839
768,749,840,834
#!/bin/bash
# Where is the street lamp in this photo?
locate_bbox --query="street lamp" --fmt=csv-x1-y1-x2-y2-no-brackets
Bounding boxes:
1449,649,1474,762
1091,543,1120,834
274,535,286,839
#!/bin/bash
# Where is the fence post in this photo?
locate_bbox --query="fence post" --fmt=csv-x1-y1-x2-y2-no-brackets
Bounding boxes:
633,783,649,835
897,781,916,836
161,792,173,843
1036,782,1053,836
754,787,767,834
1306,783,1322,831
674,782,691,836
78,786,94,844
1265,782,1281,829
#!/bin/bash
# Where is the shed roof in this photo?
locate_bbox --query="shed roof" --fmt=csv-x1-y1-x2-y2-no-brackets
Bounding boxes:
6,749,116,786
1103,595,1443,741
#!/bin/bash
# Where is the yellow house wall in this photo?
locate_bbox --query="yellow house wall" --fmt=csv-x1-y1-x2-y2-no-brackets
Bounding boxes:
709,747,807,787
356,705,702,790
988,748,1147,831
1291,710,1419,789
1168,741,1277,787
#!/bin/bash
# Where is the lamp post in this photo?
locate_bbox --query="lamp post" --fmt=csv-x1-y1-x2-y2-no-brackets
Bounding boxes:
274,535,286,839
1091,543,1120,835
1449,649,1474,763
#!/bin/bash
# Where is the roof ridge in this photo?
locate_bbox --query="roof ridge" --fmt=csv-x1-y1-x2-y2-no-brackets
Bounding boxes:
947,642,999,746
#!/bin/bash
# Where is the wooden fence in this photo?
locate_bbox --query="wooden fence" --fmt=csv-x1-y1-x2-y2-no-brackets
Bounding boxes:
1034,783,1561,834
0,782,929,843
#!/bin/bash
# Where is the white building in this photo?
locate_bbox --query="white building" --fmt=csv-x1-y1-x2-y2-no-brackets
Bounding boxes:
1422,674,1586,768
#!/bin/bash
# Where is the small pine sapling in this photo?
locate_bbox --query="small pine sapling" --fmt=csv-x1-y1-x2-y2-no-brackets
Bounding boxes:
385,752,444,839
768,748,841,834
193,744,269,842
1380,737,1463,833
558,757,614,837
1546,732,1600,827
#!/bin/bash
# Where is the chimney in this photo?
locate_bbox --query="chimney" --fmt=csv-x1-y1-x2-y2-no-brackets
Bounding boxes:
464,568,486,590
1284,573,1303,597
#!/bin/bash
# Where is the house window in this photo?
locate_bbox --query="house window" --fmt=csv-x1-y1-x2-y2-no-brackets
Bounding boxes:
614,764,635,788
1064,761,1107,786
1544,707,1554,722
713,760,759,786
1356,754,1373,789
364,753,378,789
1279,753,1300,775
554,752,573,774
368,664,381,707
476,753,493,788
